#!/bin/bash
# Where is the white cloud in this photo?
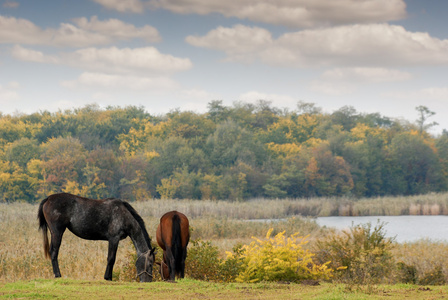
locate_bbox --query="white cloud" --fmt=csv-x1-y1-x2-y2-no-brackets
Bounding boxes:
187,24,448,67
12,45,192,74
322,68,412,83
310,67,412,96
0,15,160,47
5,81,20,89
186,25,272,62
0,15,49,45
92,0,145,13
0,81,20,102
239,91,297,107
67,47,192,73
176,89,220,112
180,88,219,101
61,72,179,90
419,88,448,99
385,87,448,100
309,81,354,96
149,0,406,28
3,1,19,8
72,16,160,42
11,45,58,63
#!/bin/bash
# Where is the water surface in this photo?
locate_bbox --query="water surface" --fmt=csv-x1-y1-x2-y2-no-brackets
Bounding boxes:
315,215,448,243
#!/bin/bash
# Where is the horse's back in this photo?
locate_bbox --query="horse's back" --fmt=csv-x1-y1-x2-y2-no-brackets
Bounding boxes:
41,193,78,225
160,211,189,225
40,193,130,241
156,211,190,249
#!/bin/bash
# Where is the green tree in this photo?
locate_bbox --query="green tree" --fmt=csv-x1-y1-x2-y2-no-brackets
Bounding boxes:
118,155,152,201
206,120,266,168
415,105,438,134
40,136,87,192
5,138,40,169
207,100,230,124
330,106,359,131
308,144,354,196
388,132,445,194
85,148,120,197
436,131,448,179
167,110,215,143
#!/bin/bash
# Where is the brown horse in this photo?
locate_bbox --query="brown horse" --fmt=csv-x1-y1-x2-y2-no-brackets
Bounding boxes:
156,211,190,281
38,193,156,281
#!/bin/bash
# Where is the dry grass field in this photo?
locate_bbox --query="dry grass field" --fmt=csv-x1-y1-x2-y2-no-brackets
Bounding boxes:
2,196,448,289
0,199,323,282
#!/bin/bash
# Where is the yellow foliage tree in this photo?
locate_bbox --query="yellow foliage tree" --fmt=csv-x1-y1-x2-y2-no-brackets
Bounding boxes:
156,177,179,199
118,120,169,156
266,142,301,158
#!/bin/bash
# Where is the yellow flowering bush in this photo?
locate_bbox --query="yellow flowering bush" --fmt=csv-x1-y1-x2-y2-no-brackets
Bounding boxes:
233,229,333,283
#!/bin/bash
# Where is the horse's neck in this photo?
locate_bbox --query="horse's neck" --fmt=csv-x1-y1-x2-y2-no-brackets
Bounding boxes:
129,225,150,256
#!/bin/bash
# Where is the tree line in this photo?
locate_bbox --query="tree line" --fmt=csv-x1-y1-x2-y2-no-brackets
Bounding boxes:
0,101,447,203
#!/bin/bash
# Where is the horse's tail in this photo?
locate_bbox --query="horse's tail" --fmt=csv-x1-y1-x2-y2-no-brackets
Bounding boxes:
172,214,183,275
38,197,50,259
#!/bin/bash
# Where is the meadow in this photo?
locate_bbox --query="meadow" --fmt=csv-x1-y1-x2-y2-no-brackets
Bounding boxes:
2,195,448,298
2,279,448,299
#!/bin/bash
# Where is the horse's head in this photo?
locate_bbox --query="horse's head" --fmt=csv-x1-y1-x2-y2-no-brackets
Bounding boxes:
136,247,156,282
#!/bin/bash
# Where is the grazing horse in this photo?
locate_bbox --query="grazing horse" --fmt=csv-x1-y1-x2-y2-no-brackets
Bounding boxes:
156,211,190,281
38,193,156,282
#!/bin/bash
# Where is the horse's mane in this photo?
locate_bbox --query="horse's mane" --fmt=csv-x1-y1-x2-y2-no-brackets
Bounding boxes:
121,201,153,249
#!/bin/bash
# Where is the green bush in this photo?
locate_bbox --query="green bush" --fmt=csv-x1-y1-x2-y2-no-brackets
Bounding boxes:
220,244,245,282
392,240,448,285
186,239,222,281
419,265,446,285
395,261,417,284
314,221,395,284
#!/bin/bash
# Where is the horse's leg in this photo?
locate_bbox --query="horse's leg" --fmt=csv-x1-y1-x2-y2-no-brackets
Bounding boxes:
166,246,176,281
180,247,187,278
49,228,65,278
104,239,119,280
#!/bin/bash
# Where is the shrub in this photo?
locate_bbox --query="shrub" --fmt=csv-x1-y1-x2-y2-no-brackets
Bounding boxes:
418,265,446,285
314,221,395,284
234,229,333,283
220,244,245,282
395,262,417,284
392,240,448,284
186,239,222,281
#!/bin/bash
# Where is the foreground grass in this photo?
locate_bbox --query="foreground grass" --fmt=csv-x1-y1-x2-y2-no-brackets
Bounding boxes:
1,279,448,300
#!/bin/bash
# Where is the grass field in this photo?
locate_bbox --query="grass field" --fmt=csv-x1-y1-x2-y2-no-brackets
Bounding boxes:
2,279,448,300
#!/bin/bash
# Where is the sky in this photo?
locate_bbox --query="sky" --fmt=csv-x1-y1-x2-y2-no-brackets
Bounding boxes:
0,0,447,134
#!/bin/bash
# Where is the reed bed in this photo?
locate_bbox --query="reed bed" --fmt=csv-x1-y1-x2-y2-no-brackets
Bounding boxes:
350,193,448,216
131,192,448,218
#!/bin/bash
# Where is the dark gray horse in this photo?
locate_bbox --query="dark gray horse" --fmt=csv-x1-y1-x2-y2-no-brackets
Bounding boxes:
38,192,156,281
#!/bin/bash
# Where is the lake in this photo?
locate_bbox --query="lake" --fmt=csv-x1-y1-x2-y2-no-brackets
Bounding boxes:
315,215,448,243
